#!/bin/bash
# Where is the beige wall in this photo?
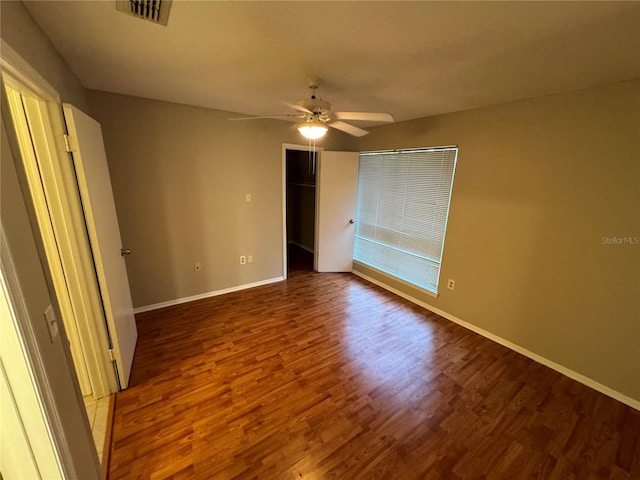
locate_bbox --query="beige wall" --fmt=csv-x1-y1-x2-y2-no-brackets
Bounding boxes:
1,0,88,110
353,79,640,402
85,90,351,308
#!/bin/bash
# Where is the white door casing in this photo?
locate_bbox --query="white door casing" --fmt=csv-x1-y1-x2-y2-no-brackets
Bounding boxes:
281,143,325,278
3,89,92,396
5,85,115,398
315,151,359,272
63,104,138,389
3,41,110,477
0,268,63,479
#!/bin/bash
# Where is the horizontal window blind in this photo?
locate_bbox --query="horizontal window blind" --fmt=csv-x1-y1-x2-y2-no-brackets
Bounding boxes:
354,147,458,293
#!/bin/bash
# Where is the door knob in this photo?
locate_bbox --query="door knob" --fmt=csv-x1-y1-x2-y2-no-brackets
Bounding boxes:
120,248,132,256
349,219,354,224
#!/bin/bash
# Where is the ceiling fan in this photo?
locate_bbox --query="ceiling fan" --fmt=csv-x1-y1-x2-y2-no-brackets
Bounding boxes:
231,77,394,139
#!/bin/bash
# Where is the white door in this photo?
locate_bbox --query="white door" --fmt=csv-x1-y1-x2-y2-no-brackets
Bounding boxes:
63,104,138,389
315,151,359,272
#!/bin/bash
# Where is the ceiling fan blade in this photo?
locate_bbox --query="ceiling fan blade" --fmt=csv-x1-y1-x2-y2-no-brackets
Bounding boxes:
333,112,394,122
230,114,300,121
329,121,370,137
287,102,313,114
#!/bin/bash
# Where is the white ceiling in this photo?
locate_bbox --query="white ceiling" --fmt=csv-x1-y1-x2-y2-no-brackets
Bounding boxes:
24,1,640,125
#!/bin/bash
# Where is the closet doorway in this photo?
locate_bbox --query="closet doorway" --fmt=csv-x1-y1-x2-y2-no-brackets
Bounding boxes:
285,147,318,274
282,144,359,277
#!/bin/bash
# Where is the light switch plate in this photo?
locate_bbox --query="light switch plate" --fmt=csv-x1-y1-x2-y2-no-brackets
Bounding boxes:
44,305,59,341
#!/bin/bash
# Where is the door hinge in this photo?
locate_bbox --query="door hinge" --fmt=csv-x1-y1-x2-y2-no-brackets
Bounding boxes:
63,134,72,153
107,348,116,362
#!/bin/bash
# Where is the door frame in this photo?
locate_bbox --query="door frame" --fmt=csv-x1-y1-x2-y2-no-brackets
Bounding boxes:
1,42,118,396
1,228,65,478
281,143,325,278
1,44,103,477
4,82,92,396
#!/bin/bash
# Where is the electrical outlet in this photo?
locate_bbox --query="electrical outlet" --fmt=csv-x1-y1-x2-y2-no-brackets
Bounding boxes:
247,255,253,264
245,193,252,202
240,255,246,265
194,262,201,271
447,279,455,290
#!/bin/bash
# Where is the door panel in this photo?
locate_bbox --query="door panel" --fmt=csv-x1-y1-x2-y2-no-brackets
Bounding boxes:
63,104,137,389
315,151,359,272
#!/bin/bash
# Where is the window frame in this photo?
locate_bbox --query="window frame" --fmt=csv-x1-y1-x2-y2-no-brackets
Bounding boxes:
353,146,458,295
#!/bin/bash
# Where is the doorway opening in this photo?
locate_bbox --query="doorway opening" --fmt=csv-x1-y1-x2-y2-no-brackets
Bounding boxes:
284,145,321,276
3,76,117,457
282,146,359,277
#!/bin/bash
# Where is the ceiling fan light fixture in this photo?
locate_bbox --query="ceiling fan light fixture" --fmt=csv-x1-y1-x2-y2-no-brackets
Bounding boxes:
297,118,328,140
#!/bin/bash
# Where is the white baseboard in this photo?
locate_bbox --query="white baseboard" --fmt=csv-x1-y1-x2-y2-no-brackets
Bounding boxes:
352,270,640,411
133,276,284,314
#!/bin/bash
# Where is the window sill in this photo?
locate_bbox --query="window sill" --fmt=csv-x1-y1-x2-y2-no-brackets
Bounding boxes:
352,260,439,298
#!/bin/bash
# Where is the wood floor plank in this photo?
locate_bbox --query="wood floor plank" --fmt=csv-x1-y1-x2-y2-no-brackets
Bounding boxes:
108,266,639,479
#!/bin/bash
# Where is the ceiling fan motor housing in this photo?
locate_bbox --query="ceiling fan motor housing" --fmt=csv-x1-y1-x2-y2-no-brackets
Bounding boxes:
296,98,332,121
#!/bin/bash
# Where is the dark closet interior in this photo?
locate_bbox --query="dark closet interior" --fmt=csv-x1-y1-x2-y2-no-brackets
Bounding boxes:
286,149,317,272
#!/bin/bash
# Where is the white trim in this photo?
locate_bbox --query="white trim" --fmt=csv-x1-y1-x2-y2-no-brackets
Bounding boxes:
353,270,640,411
359,145,459,156
4,88,93,397
0,228,67,477
133,277,285,314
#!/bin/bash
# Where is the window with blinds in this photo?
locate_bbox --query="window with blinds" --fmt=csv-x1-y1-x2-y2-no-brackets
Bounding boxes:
354,147,458,294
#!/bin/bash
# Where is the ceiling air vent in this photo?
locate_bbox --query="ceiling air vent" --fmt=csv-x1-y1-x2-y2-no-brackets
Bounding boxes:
116,0,172,26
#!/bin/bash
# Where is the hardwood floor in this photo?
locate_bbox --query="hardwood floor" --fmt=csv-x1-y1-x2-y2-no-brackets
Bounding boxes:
108,269,639,479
